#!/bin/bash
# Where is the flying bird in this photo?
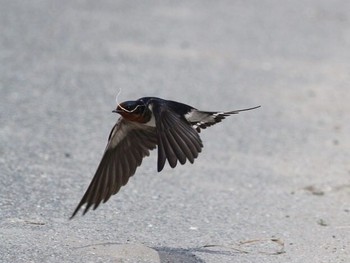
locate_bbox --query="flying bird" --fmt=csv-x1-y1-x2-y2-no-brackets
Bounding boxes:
71,97,260,218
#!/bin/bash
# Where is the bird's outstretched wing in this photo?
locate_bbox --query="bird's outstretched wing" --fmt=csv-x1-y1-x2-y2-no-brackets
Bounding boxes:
187,106,261,132
71,118,157,218
152,103,203,172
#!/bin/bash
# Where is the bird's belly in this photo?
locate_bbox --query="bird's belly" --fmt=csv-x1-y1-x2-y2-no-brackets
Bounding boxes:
144,114,156,127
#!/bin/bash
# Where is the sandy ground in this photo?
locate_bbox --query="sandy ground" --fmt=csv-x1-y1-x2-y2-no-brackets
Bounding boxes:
1,0,349,262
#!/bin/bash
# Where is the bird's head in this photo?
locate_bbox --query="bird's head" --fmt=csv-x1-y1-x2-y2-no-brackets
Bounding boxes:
113,100,149,123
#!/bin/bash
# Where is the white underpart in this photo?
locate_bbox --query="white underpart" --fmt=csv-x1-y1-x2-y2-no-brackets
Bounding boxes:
185,109,224,129
144,104,156,127
109,118,151,148
109,119,131,148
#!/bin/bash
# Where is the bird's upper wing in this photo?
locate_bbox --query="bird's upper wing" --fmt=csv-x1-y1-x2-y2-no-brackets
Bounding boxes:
71,118,157,218
187,106,261,132
152,102,203,172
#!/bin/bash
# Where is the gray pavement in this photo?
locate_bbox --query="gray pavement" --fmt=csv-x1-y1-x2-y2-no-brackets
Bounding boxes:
1,0,349,262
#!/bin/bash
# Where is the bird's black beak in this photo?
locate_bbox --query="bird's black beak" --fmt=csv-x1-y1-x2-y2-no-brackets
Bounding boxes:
112,106,123,113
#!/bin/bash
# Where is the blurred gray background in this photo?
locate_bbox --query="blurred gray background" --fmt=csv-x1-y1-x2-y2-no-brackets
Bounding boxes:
1,0,349,262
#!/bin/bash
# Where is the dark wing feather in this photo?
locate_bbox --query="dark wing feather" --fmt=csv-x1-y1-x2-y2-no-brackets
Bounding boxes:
71,118,157,218
152,103,203,172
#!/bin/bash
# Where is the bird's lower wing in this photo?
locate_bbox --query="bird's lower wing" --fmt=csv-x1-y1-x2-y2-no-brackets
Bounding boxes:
71,119,157,218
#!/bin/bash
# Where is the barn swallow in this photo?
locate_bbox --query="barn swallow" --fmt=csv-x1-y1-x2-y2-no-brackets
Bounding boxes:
71,97,260,218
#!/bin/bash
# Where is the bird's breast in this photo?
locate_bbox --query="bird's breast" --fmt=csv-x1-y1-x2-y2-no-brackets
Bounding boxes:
119,111,152,124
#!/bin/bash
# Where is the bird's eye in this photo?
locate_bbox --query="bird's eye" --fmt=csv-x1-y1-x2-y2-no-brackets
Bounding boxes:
126,105,142,113
127,105,135,111
134,105,144,113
